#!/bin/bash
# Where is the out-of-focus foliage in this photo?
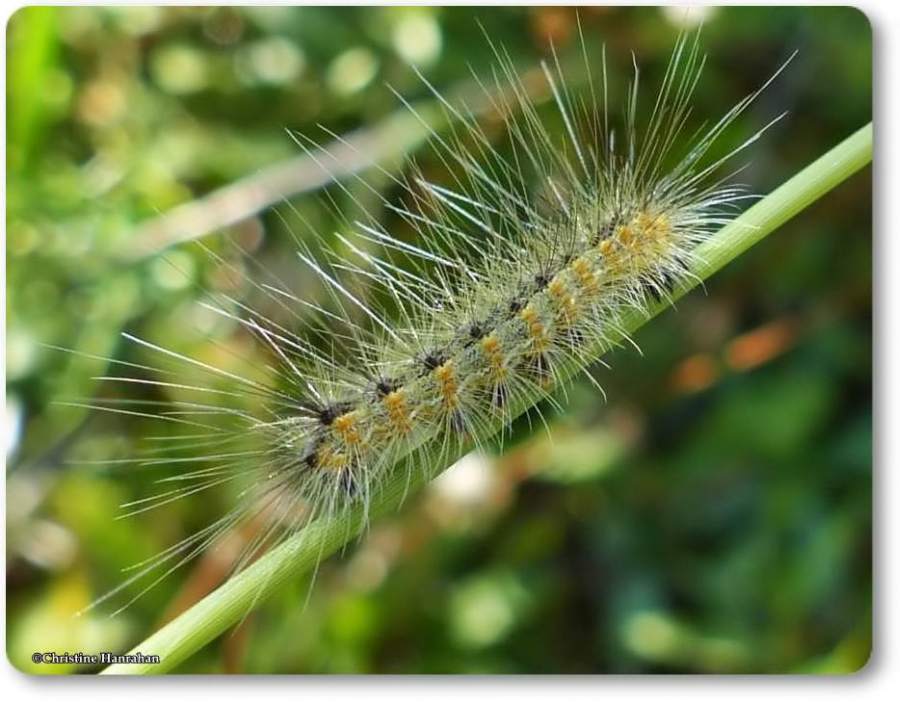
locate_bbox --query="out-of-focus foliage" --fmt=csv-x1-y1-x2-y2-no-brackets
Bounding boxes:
6,6,871,674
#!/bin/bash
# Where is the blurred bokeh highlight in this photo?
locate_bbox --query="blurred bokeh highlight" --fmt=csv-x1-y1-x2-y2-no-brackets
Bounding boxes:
6,6,871,673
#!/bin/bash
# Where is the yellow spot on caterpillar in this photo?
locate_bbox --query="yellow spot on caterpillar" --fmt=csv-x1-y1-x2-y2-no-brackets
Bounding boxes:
520,305,538,325
635,211,671,242
482,334,500,353
481,333,508,380
571,256,597,293
547,278,566,297
435,360,459,409
317,446,348,472
383,390,411,434
611,210,675,275
548,277,577,325
332,411,361,445
519,304,549,352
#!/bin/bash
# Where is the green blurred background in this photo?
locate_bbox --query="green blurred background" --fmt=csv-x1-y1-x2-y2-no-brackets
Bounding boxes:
6,5,871,674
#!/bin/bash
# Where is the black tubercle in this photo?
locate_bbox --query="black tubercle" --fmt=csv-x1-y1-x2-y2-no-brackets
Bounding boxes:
457,320,487,348
505,266,556,317
300,435,325,471
421,349,448,371
302,450,318,471
533,272,551,291
374,376,400,398
467,322,486,340
590,212,623,246
316,401,355,426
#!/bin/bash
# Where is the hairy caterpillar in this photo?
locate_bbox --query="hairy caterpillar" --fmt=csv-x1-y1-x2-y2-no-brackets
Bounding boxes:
70,29,791,615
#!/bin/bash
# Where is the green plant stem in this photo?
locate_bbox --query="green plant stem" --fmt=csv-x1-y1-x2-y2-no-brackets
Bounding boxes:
102,122,872,675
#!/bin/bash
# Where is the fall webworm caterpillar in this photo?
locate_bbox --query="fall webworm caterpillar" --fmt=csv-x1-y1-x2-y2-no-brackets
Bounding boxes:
67,26,792,615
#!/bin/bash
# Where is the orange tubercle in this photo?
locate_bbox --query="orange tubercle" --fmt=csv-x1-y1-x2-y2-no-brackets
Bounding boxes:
481,333,509,380
435,361,460,409
548,277,577,324
616,224,634,247
570,256,597,293
635,211,671,242
383,389,411,434
317,447,349,472
332,411,361,445
520,304,549,352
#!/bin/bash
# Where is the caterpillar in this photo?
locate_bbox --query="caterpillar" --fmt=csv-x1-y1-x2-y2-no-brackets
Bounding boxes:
72,28,790,614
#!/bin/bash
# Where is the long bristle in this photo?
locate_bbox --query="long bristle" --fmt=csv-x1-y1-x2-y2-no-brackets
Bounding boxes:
73,30,790,612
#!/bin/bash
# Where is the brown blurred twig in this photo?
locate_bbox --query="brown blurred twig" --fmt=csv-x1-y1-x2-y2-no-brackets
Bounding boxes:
124,67,553,262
